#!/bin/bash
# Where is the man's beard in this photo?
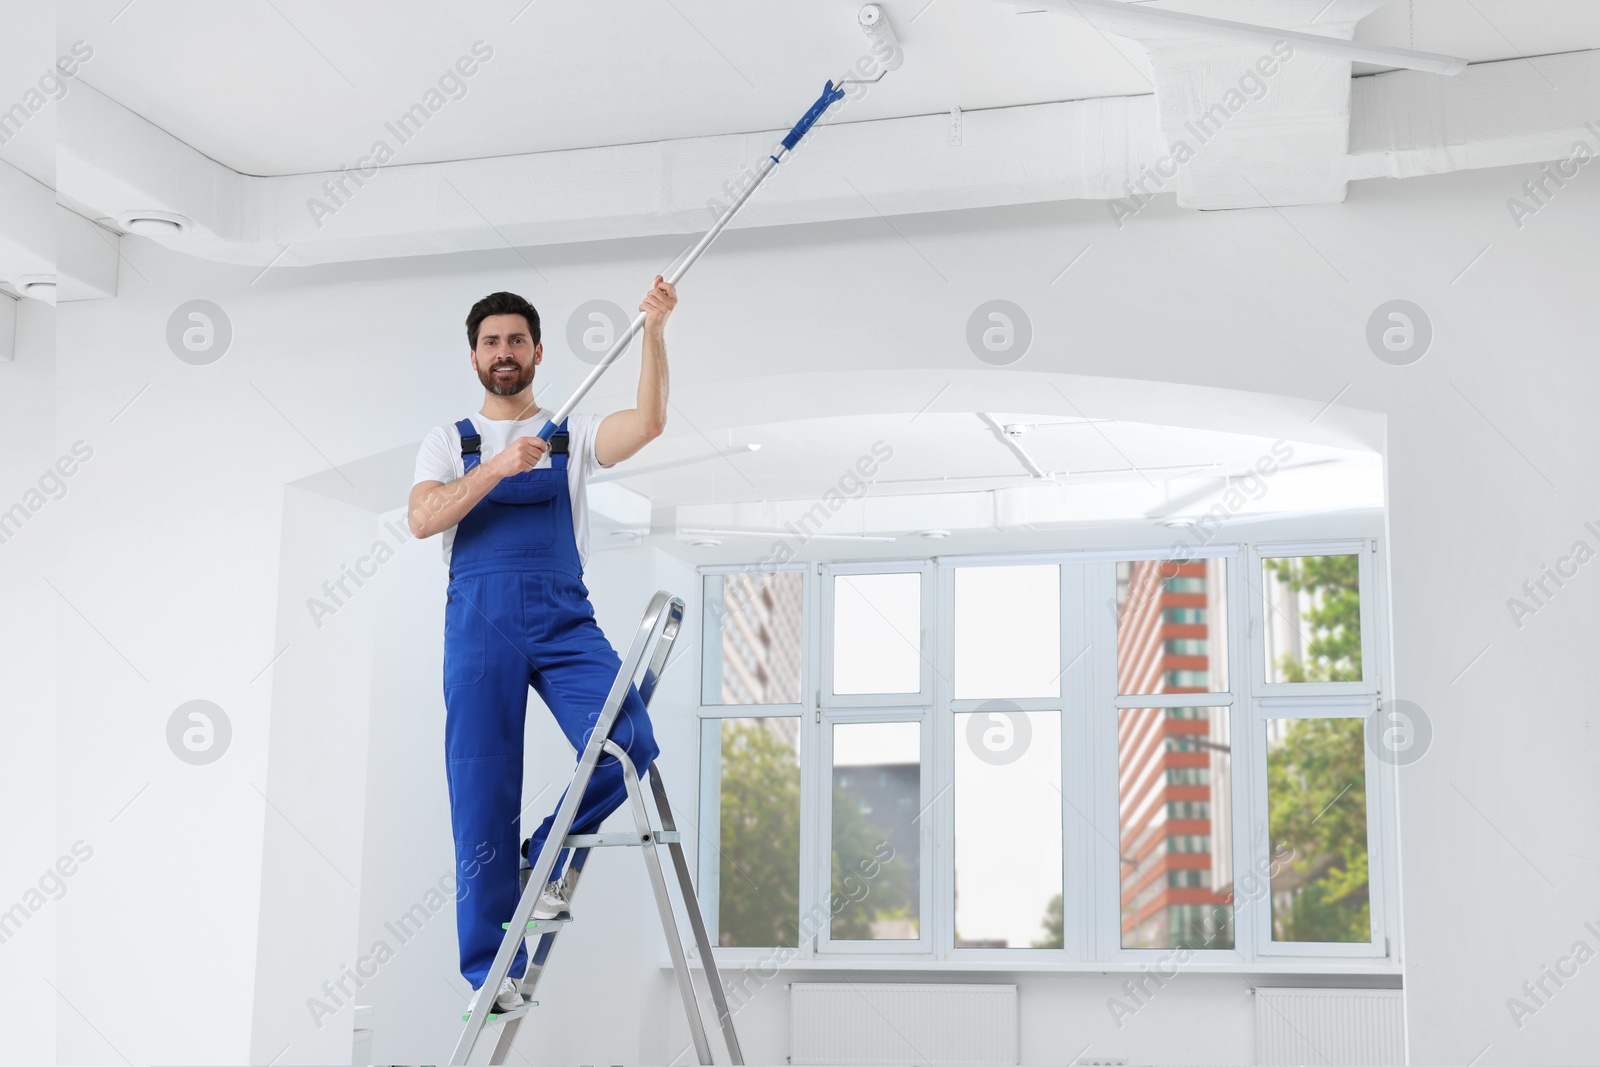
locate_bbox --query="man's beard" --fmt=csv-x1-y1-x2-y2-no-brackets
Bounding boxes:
478,359,534,397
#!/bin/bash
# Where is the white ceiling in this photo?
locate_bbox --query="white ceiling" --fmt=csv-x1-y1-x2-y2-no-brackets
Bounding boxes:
591,409,1382,537
55,0,1600,176
0,3,55,186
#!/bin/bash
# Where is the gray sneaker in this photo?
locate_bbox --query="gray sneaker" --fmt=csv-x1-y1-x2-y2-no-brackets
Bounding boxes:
470,976,523,1014
531,869,575,920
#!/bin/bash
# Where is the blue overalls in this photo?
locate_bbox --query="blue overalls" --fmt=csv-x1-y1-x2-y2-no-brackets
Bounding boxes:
442,416,659,990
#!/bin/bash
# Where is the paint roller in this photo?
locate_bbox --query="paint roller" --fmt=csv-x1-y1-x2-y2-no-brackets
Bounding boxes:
530,79,848,445
858,4,905,72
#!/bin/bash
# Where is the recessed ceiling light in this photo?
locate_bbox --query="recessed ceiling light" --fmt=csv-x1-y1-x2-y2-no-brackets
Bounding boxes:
690,537,722,548
919,529,952,539
609,529,644,540
119,211,190,237
9,275,56,302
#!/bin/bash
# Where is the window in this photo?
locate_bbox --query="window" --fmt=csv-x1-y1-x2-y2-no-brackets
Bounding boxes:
696,540,1392,970
829,721,921,941
831,572,922,696
703,717,802,947
1118,705,1233,950
955,708,1062,948
1265,713,1373,945
701,571,803,705
1261,553,1363,684
1249,542,1384,957
953,564,1060,699
1118,558,1227,694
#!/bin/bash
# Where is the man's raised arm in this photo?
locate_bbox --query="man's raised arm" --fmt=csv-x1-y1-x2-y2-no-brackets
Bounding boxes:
595,275,675,469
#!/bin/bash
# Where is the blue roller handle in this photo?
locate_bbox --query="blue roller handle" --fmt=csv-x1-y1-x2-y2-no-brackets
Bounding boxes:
783,79,846,151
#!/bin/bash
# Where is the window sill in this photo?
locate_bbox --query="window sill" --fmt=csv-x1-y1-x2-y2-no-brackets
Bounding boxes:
660,954,1402,977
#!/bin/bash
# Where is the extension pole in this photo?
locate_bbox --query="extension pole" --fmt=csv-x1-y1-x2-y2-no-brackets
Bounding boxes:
533,80,846,443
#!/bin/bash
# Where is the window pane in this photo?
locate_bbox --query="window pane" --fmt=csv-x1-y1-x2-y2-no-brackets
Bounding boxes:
1263,554,1362,683
954,565,1060,699
1118,706,1234,949
955,708,1062,947
1267,717,1371,943
831,721,920,940
709,717,801,947
701,572,803,705
832,572,921,695
1117,559,1228,695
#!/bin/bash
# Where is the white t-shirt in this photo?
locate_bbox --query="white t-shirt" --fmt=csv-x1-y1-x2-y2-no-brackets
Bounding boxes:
412,408,606,570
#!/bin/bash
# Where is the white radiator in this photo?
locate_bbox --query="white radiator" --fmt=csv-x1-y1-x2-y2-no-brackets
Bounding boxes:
791,983,1018,1066
1255,988,1404,1066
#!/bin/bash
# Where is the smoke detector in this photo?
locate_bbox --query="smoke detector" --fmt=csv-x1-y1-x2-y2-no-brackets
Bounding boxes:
690,537,722,548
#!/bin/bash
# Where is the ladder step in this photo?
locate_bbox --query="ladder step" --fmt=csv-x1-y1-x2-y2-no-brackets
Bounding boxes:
562,830,681,847
461,1000,537,1023
500,918,571,931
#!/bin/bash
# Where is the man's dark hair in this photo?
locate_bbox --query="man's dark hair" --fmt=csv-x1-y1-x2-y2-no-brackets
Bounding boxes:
466,291,541,350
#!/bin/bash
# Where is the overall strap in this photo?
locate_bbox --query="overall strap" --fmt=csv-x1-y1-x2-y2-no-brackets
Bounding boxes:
456,417,570,471
455,418,482,473
549,418,570,471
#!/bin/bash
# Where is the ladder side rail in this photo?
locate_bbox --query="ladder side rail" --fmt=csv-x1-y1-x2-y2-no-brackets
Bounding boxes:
649,764,746,1065
451,591,684,1063
512,847,589,1000
637,601,681,707
609,739,715,1064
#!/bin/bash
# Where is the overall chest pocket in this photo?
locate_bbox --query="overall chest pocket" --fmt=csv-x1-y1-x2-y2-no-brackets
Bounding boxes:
486,470,561,551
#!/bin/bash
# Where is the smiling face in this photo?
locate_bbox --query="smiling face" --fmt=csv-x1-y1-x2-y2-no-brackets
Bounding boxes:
472,312,541,396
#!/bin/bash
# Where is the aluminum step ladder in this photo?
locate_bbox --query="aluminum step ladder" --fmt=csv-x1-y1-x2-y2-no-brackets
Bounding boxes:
450,590,744,1066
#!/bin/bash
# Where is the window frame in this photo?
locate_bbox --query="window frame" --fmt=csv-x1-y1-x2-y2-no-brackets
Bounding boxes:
815,706,935,957
1249,695,1391,959
694,563,814,963
1250,539,1377,697
1243,539,1391,959
938,559,1076,964
691,537,1397,973
1092,547,1250,967
698,564,809,709
820,559,936,708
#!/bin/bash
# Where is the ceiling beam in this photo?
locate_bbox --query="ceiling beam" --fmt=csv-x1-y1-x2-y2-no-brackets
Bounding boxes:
53,50,1600,269
0,161,53,299
0,294,16,363
1101,0,1388,209
57,206,119,301
1349,49,1600,179
1006,0,1466,75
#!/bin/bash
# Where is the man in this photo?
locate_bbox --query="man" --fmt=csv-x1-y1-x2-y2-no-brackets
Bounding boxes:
407,278,676,1013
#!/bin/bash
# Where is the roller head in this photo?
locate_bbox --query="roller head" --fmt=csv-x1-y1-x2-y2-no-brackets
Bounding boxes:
858,4,904,72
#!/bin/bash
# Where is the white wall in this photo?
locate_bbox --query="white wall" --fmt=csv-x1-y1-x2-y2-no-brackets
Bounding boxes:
54,160,1600,1064
1,297,58,1065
